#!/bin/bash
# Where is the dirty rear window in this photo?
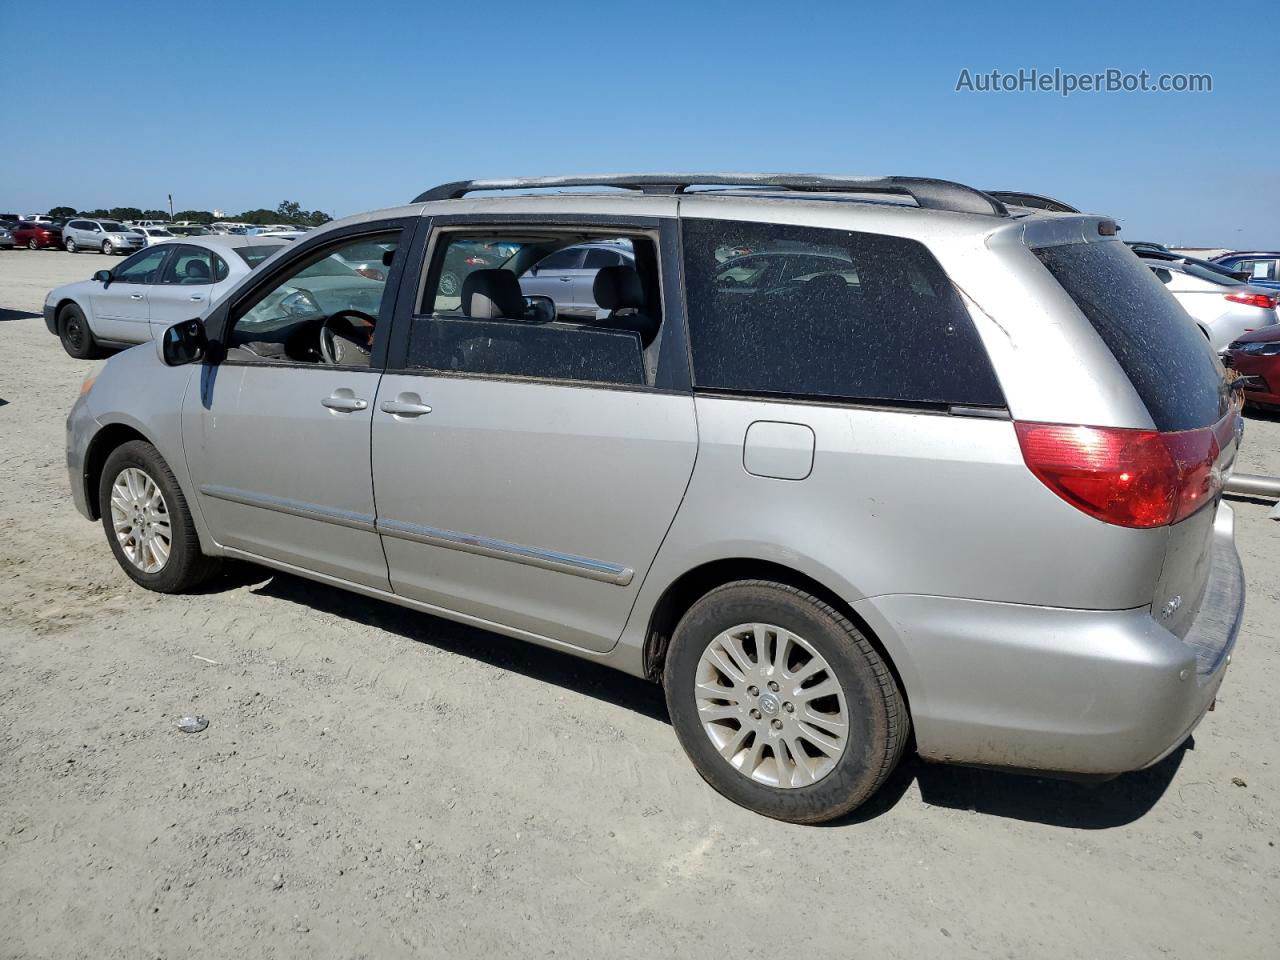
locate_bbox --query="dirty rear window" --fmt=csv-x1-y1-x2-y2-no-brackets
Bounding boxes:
1035,241,1226,431
680,219,1004,407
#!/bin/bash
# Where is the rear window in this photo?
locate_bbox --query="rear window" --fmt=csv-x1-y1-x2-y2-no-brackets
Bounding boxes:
681,219,1004,407
234,245,282,268
1036,241,1226,431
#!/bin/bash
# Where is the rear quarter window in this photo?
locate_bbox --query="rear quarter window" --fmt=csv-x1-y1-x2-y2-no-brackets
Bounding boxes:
1035,241,1227,431
680,219,1004,407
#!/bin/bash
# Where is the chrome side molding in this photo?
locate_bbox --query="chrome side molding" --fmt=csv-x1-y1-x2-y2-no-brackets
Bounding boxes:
199,484,377,533
376,518,634,586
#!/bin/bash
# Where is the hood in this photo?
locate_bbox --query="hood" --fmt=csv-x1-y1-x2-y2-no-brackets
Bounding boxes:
1230,324,1280,346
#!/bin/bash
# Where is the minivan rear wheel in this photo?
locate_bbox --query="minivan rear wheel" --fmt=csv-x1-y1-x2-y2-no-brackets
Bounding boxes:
664,580,908,824
98,441,220,593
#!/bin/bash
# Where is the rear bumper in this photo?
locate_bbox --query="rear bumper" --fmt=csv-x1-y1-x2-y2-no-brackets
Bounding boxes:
854,503,1244,775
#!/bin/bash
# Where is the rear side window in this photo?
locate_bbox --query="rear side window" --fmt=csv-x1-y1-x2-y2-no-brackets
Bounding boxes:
1035,242,1226,432
680,219,1003,407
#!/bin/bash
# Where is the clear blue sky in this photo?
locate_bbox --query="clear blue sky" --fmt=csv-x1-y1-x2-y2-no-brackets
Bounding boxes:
2,0,1275,246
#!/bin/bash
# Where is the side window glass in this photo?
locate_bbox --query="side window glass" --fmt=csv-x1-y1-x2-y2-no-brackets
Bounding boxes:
582,248,622,269
114,247,170,284
408,231,661,388
161,246,216,285
680,218,1004,407
227,230,400,365
212,254,230,283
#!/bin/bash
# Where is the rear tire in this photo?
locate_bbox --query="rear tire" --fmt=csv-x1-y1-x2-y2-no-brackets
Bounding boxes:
664,580,908,824
98,440,220,593
28,238,38,250
58,303,106,359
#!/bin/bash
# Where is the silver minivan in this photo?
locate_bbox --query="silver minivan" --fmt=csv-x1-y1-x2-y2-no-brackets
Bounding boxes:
63,218,146,255
64,174,1246,823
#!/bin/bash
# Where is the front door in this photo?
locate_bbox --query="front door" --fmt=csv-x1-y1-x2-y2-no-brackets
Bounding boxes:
89,245,169,341
371,219,696,652
182,226,408,588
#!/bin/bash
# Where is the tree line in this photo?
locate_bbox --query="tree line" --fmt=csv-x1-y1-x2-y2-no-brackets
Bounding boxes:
43,200,333,227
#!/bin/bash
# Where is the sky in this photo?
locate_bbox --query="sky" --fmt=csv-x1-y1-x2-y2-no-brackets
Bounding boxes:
1,0,1276,247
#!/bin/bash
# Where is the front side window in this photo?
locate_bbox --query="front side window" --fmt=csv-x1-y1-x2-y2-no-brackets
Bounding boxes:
681,218,1003,407
407,229,662,388
161,245,216,285
227,231,400,365
113,247,170,284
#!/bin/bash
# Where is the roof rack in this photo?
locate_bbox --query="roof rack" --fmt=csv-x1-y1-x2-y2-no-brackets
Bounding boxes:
413,174,1011,217
983,191,1079,214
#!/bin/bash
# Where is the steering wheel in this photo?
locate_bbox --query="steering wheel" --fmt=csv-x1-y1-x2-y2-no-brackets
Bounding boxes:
319,309,377,365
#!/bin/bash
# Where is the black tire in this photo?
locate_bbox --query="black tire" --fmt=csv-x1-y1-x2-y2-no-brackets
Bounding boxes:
57,303,107,359
664,580,908,824
98,440,220,593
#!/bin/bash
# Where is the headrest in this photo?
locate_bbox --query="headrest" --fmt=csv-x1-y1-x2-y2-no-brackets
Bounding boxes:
185,258,211,280
593,265,644,312
462,269,525,319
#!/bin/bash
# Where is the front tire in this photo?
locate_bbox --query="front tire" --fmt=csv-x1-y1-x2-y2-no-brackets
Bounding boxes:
664,581,908,824
57,303,106,359
99,441,220,593
102,240,114,255
65,237,77,253
28,238,38,250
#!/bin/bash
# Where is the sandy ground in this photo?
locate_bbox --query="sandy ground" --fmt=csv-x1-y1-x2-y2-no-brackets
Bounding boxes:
1,247,1278,959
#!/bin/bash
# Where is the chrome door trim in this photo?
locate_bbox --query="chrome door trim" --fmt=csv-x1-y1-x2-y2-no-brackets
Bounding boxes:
200,484,376,532
375,517,634,586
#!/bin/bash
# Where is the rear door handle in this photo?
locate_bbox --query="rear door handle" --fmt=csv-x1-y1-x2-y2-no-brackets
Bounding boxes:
558,276,571,282
321,393,368,412
380,394,432,418
189,295,204,302
129,293,144,300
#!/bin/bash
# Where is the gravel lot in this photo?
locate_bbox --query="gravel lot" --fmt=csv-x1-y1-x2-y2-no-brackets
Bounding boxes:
2,248,1278,959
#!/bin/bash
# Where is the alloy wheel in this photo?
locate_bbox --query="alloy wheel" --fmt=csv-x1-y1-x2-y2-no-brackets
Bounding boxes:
694,622,849,788
103,241,113,255
109,467,172,574
28,239,37,250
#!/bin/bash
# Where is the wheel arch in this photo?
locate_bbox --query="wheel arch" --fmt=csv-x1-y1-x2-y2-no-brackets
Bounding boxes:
639,558,915,719
82,422,152,519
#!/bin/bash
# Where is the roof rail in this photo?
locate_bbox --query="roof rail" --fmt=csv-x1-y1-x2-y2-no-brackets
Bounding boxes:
983,191,1079,214
413,174,1011,217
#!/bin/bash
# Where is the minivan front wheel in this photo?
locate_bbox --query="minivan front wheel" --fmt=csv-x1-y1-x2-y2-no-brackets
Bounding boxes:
65,237,77,253
102,239,114,255
99,441,220,593
664,581,908,824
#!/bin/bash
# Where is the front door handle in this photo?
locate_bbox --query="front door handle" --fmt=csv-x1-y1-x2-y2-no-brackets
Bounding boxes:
129,293,144,300
558,276,572,282
189,294,204,302
321,392,368,412
380,393,432,418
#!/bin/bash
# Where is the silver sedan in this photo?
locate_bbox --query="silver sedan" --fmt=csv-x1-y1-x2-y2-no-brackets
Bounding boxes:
43,235,288,358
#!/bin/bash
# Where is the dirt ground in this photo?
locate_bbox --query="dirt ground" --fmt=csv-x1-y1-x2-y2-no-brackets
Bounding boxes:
1,247,1278,959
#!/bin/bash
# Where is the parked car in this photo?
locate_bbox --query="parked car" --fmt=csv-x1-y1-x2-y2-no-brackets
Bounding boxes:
0,221,14,249
518,239,635,317
132,226,177,247
131,219,171,228
64,173,1245,824
44,235,288,356
1126,240,1172,256
1134,248,1250,282
1212,251,1280,291
62,219,145,255
166,225,212,237
1225,327,1280,410
13,220,62,249
1145,258,1278,352
19,214,58,224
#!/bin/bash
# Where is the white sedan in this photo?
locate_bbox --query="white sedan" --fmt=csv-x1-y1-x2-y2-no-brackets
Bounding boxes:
43,235,288,358
131,226,178,247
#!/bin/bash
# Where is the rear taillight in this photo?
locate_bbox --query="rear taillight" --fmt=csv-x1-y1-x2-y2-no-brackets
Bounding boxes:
355,267,385,281
464,256,489,266
1014,420,1227,528
1224,292,1278,310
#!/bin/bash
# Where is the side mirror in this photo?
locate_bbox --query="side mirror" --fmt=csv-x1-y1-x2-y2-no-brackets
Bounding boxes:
94,270,112,286
161,318,209,366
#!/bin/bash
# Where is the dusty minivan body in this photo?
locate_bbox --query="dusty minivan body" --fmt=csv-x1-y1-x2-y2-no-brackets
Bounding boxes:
64,175,1246,823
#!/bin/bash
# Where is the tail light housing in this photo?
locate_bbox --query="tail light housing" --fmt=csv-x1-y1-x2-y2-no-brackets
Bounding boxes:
1224,292,1278,310
1014,415,1234,528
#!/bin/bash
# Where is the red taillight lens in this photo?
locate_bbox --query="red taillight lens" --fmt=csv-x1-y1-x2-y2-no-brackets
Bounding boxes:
1014,421,1225,528
1224,292,1278,309
464,256,489,266
355,267,385,281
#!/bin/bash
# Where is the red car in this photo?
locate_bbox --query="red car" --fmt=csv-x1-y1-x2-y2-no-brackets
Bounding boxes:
13,221,63,250
1227,326,1280,410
